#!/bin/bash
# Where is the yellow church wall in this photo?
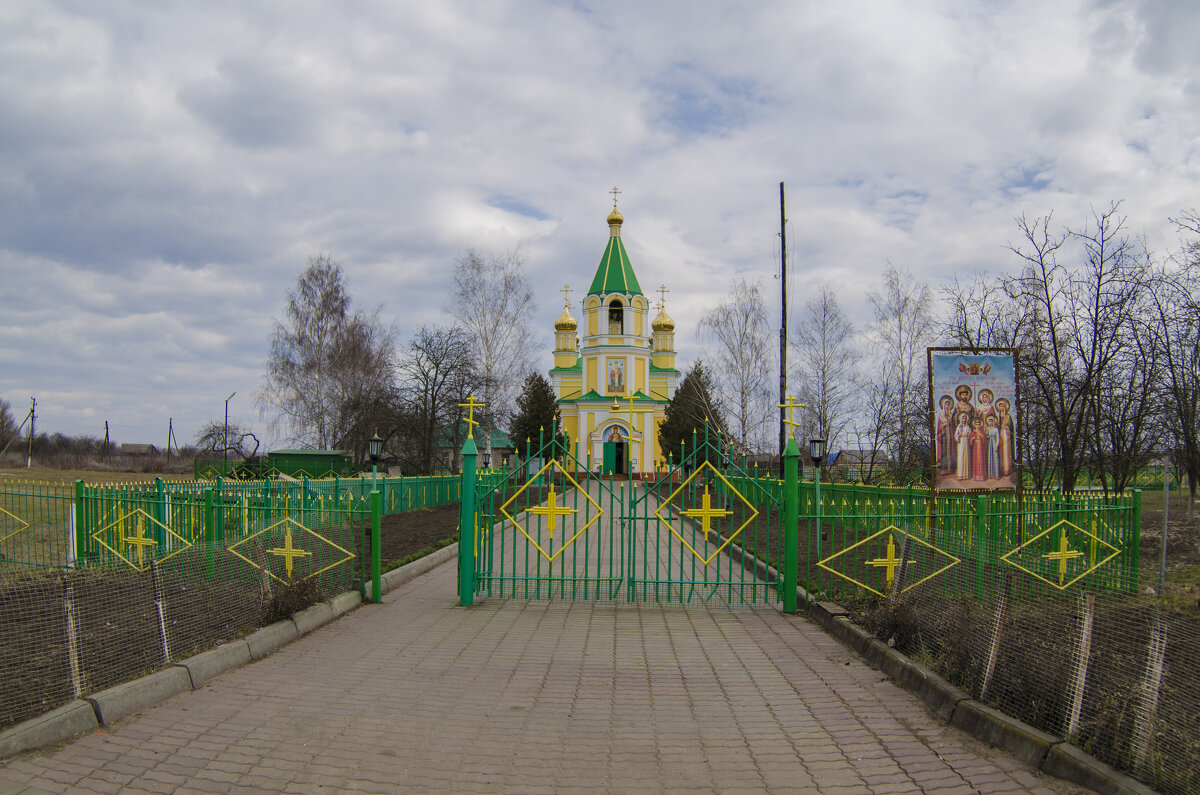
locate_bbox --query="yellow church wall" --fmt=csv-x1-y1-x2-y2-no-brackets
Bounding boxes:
586,358,597,392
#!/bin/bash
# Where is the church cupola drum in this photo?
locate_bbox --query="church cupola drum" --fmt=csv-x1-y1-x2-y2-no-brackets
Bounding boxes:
551,190,679,478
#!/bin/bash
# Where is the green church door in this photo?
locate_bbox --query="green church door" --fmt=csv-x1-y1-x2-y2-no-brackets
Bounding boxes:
602,441,626,475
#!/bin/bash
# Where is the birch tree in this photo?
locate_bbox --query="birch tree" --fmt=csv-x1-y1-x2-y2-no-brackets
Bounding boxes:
790,285,859,452
699,277,773,453
449,248,537,459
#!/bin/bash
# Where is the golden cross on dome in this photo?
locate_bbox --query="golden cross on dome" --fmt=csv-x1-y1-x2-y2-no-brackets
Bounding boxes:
610,185,621,208
778,394,806,432
657,284,669,309
561,283,572,307
458,395,486,439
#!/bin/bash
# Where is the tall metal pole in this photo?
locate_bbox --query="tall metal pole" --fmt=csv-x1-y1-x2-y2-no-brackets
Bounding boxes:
27,396,35,468
224,391,236,469
779,181,787,464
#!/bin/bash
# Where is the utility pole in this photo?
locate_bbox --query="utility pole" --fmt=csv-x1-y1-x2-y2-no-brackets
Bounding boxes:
778,181,787,463
26,396,36,468
166,418,174,468
104,420,111,461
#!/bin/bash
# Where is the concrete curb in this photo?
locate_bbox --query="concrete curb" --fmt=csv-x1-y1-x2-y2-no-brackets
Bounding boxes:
292,602,334,635
0,543,461,759
85,666,192,725
0,701,98,759
807,594,1159,795
174,640,252,689
1042,742,1160,795
950,700,1057,769
245,619,300,660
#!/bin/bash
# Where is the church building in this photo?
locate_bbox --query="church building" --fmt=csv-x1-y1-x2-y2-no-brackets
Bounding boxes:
550,193,679,476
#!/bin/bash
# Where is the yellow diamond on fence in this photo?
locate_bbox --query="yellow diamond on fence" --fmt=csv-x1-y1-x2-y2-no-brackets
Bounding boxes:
0,506,31,543
1001,519,1120,590
228,517,354,585
91,509,193,571
654,460,757,566
500,459,602,563
817,525,961,598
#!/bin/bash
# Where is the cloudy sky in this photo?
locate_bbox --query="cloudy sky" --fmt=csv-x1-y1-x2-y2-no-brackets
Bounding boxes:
2,0,1198,447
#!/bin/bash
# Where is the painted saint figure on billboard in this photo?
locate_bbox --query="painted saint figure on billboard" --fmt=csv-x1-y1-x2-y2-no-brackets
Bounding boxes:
930,349,1018,492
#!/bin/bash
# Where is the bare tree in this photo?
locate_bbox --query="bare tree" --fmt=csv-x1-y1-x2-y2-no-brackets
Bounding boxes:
866,264,938,472
791,285,859,452
700,277,774,453
259,255,395,451
449,248,537,461
195,422,261,460
1150,212,1200,520
399,325,478,475
1002,204,1146,491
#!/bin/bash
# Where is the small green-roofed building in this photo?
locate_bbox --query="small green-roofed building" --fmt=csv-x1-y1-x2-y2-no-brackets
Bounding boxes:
267,449,353,479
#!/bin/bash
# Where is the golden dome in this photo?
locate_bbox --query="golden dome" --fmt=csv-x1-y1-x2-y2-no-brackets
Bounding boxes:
652,305,674,331
555,302,577,331
606,206,623,226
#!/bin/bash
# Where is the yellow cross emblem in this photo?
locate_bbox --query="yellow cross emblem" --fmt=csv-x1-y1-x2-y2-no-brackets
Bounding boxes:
269,526,313,580
865,532,903,589
681,485,732,535
1042,525,1084,587
526,482,578,539
123,514,158,567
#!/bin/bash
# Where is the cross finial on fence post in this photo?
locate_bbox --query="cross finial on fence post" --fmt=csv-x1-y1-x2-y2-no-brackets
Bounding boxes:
779,394,806,435
458,395,486,440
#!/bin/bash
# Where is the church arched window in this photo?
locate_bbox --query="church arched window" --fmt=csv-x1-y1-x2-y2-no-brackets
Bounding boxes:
608,300,624,334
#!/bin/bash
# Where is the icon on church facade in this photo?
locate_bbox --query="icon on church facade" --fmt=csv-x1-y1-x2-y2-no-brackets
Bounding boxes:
606,358,625,394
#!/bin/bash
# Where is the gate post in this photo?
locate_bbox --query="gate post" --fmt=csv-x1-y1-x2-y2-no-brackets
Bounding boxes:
458,436,478,606
370,490,382,603
782,437,800,613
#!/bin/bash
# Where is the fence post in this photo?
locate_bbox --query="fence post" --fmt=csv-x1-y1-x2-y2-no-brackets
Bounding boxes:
73,480,86,568
974,494,987,599
154,477,167,550
782,438,800,613
370,490,382,603
203,488,215,579
458,436,478,606
1131,489,1142,594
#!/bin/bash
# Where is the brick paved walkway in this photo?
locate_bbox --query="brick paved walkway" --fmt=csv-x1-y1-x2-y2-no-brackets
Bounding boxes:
0,559,1090,794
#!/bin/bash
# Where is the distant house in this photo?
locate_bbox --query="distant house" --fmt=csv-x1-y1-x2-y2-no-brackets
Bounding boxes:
437,424,516,472
118,443,158,456
834,449,887,481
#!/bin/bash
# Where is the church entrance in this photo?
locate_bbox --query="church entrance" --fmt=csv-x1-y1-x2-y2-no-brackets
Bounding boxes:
602,439,626,475
601,426,628,476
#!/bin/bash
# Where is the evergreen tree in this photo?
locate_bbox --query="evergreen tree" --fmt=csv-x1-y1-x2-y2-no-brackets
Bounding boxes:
658,362,725,469
509,372,563,457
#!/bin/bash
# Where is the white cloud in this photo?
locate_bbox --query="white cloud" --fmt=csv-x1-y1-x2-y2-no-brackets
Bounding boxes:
1,0,1198,445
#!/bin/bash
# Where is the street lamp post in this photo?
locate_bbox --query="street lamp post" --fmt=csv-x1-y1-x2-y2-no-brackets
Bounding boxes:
223,391,236,471
368,432,383,492
810,438,826,559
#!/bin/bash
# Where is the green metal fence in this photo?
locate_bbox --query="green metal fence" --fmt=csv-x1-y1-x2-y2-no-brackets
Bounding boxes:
1,473,465,586
724,475,1141,602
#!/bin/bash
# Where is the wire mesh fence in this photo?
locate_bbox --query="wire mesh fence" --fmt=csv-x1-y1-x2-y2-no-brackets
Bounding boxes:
851,574,1198,795
0,476,392,736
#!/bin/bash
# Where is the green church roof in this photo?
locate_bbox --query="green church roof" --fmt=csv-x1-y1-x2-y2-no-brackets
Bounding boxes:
587,217,643,296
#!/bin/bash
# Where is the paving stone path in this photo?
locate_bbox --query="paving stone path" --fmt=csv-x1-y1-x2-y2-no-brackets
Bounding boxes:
0,551,1092,794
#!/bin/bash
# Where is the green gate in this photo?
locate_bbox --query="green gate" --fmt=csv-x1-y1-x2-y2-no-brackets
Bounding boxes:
461,426,794,607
